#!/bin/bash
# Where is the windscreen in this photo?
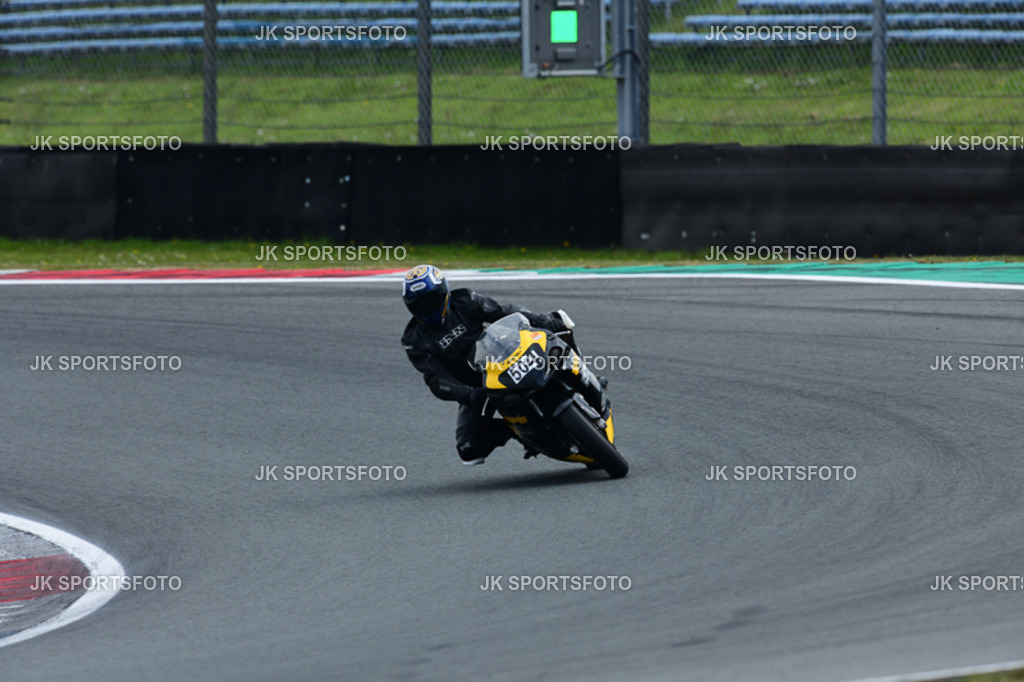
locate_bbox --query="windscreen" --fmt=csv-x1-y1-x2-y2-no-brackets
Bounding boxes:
468,313,531,371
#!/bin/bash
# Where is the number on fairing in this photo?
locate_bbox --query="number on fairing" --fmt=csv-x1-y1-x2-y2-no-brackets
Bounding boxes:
507,349,544,384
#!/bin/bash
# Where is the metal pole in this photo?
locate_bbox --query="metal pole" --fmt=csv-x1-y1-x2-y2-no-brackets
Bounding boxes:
202,0,218,144
613,0,639,141
871,0,887,145
416,0,432,145
637,0,649,144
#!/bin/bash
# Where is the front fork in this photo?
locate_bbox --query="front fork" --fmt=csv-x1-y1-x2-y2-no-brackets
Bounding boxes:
558,337,611,422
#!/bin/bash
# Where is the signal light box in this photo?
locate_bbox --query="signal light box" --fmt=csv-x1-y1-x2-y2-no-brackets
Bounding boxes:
522,0,606,77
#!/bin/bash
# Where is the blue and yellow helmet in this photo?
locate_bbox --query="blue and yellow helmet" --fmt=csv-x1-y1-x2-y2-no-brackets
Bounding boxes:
402,264,450,326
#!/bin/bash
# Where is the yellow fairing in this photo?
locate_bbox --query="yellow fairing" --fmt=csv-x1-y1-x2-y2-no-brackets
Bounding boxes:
484,329,547,390
604,411,615,444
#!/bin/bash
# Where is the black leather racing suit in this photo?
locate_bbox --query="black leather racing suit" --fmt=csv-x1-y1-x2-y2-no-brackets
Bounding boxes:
401,288,567,462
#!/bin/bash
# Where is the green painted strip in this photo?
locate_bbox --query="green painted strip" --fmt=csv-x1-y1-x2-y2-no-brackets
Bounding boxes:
524,262,1024,285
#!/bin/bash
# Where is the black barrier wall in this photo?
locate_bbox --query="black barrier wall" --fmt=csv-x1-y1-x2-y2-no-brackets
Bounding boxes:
0,151,118,239
118,146,357,241
622,145,1024,256
348,146,621,247
2,144,1023,255
0,144,621,248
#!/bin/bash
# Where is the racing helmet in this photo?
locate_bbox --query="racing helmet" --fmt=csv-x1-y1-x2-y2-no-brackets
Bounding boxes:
402,264,450,326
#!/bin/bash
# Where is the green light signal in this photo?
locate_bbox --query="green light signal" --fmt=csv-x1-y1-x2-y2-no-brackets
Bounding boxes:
550,10,578,43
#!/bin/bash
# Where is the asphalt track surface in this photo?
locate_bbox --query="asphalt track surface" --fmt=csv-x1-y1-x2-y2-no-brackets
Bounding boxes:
3,277,1024,681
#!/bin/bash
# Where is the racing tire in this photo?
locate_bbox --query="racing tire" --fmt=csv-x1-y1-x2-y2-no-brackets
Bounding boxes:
556,404,629,479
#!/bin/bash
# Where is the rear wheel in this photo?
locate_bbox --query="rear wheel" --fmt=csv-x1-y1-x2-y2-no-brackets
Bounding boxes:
556,404,629,479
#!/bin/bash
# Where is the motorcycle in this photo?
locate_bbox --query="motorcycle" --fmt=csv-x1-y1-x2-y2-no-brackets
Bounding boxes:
467,311,629,479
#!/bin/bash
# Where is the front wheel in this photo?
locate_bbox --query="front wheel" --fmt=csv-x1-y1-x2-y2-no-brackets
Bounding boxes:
556,404,629,479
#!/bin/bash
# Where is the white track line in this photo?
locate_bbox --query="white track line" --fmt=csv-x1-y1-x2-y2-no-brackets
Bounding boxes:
843,657,1024,682
2,271,1024,291
441,271,1024,291
0,512,125,650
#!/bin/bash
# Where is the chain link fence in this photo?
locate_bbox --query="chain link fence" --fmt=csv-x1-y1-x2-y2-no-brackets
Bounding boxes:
2,0,1022,146
659,0,1024,145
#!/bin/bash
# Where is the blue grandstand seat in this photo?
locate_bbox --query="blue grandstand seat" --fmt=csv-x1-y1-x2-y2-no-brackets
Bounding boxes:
3,0,1021,53
735,0,1024,12
1,31,522,53
0,0,532,53
0,17,520,41
650,27,1024,44
685,12,1024,29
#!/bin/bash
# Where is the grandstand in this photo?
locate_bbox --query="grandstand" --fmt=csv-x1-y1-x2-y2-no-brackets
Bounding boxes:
4,0,1024,54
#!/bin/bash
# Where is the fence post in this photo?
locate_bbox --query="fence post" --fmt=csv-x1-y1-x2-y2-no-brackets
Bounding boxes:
871,0,887,145
202,0,218,144
637,0,649,144
417,0,432,145
613,0,640,141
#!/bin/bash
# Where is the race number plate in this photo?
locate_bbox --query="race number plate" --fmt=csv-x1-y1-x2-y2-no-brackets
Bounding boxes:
507,348,544,384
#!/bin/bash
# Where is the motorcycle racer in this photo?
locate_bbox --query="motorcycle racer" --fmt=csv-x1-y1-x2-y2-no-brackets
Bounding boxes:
400,264,572,466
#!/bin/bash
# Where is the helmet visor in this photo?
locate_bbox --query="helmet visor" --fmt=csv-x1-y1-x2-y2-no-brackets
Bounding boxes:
407,287,448,318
